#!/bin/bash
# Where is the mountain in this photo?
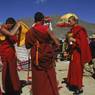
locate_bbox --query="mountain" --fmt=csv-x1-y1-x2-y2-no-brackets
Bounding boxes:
78,20,95,35
20,16,95,39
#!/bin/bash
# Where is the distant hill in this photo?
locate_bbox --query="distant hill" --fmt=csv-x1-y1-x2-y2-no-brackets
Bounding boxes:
20,16,95,39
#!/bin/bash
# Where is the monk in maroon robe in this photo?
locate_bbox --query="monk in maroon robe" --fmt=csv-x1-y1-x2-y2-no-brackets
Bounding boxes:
66,16,92,94
25,12,60,95
0,17,21,95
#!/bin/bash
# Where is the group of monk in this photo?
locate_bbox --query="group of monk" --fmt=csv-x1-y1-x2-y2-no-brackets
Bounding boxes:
0,11,92,95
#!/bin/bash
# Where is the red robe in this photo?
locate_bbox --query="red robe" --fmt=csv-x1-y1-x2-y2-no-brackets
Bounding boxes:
67,25,92,89
25,23,59,95
0,36,21,94
0,87,2,95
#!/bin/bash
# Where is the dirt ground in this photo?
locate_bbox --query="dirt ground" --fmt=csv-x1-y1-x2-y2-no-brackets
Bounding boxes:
0,60,95,95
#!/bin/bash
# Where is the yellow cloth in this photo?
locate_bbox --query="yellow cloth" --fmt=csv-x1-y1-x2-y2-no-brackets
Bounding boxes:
17,21,29,47
0,34,6,41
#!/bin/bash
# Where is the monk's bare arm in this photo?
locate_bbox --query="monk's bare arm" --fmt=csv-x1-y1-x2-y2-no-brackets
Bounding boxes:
10,23,21,34
1,23,20,36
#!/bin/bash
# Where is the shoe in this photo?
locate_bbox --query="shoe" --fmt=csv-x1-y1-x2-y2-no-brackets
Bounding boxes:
67,85,77,92
20,80,27,88
92,73,95,79
61,78,67,84
73,89,83,95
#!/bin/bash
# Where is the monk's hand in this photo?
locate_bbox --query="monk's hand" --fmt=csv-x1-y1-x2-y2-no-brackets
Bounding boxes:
69,37,76,42
16,22,21,27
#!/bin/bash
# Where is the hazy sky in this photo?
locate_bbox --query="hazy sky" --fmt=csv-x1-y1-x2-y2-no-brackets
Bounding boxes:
0,0,95,23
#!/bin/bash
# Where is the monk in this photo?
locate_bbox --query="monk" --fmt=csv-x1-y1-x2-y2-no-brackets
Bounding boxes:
66,15,92,94
25,12,60,95
0,17,21,95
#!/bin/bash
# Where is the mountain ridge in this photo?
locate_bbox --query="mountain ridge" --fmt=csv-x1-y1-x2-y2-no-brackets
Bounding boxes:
20,16,95,38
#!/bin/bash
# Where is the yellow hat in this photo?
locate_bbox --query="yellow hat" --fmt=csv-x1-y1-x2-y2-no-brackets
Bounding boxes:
57,13,78,27
58,13,78,23
61,13,78,19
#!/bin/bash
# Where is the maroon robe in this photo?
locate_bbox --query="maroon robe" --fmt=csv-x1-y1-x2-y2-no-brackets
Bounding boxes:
0,87,2,95
67,25,92,89
0,35,21,94
25,23,59,95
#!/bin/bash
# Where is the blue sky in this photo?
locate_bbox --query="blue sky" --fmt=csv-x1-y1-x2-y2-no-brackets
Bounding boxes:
0,0,95,23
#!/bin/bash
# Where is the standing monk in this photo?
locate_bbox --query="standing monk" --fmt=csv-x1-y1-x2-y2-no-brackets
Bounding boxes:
0,17,21,95
25,12,60,95
66,15,92,94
